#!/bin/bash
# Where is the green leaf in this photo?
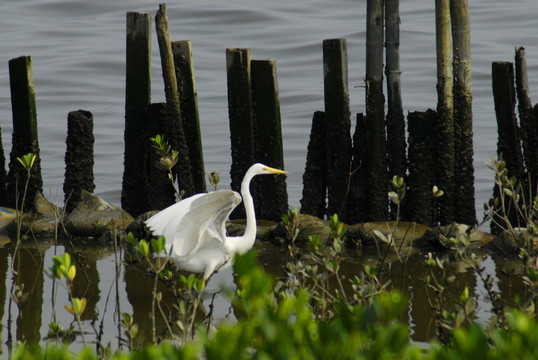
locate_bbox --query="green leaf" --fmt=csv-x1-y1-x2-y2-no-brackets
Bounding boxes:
16,153,36,171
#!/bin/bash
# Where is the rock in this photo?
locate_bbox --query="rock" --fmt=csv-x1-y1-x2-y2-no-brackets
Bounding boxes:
273,214,331,245
488,227,538,253
13,192,61,236
347,221,433,249
226,219,279,241
0,207,18,233
125,211,158,239
64,190,134,238
347,221,495,251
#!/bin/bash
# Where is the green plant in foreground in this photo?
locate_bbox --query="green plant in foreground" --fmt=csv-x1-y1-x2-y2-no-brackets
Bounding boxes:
11,249,538,359
150,134,184,200
12,153,37,275
47,253,88,346
126,233,207,345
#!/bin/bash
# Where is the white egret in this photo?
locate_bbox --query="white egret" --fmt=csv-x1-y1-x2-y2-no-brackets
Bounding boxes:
145,163,287,279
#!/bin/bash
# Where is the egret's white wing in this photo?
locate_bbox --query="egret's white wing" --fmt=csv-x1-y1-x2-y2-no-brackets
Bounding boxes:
145,190,241,257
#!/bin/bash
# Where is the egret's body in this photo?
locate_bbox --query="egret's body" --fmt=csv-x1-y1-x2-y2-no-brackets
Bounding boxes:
145,163,286,279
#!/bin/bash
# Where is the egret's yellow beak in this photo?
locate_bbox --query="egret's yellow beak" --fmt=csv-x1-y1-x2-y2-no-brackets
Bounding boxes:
265,166,287,175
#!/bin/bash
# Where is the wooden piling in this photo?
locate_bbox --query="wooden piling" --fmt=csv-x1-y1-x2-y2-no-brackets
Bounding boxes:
6,56,43,210
491,61,525,232
450,0,476,225
300,111,327,218
122,11,151,216
155,3,195,198
385,0,407,208
514,47,536,181
146,103,177,210
322,39,352,221
435,0,455,224
251,59,288,221
365,0,388,221
64,110,95,213
347,113,370,224
0,123,7,206
491,62,525,182
226,48,255,219
172,40,206,194
407,110,437,226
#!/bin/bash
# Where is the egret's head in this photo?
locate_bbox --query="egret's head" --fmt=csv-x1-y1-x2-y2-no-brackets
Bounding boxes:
250,163,287,176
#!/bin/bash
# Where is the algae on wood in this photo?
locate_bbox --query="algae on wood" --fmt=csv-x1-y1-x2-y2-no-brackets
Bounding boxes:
64,110,95,213
365,0,387,221
300,111,327,218
515,47,536,182
450,0,475,225
251,59,288,221
6,56,43,209
435,0,455,224
385,0,407,219
122,11,152,216
407,110,437,226
172,40,206,194
226,48,255,219
323,39,352,221
155,4,195,198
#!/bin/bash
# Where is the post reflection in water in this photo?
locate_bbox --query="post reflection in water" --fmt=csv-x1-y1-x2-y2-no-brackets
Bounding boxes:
10,245,46,344
0,237,527,348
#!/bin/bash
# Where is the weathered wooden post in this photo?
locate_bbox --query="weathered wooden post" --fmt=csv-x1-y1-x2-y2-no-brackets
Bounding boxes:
155,3,195,198
251,59,288,221
491,62,525,180
450,0,476,225
514,47,536,181
226,48,255,219
323,38,352,221
491,61,525,232
64,110,95,213
435,0,455,224
122,11,151,216
385,0,407,218
145,103,177,210
300,111,327,218
0,125,7,206
365,0,387,221
6,56,43,210
172,40,206,194
407,110,437,226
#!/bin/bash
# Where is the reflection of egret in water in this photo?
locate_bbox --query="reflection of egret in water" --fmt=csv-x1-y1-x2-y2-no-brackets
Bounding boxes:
122,257,236,346
145,163,287,279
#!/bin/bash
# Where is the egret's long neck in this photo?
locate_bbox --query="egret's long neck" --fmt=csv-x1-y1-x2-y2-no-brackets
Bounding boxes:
237,170,257,254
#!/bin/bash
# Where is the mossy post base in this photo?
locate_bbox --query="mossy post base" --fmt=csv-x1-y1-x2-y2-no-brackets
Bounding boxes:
407,110,437,227
172,40,206,194
122,11,151,216
145,103,177,211
347,113,370,224
6,56,43,210
251,59,288,221
226,48,255,219
64,110,95,213
300,111,327,218
323,39,352,221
